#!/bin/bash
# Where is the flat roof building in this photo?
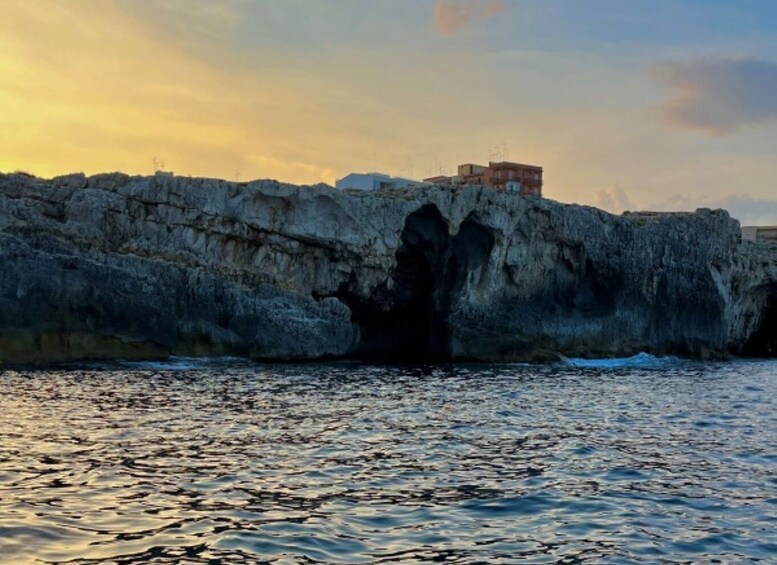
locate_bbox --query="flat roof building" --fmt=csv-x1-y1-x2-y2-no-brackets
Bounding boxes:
423,175,457,186
486,161,543,196
425,160,544,197
335,173,427,191
742,225,777,243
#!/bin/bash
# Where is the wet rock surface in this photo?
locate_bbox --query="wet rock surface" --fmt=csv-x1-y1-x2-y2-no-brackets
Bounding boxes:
1,171,776,363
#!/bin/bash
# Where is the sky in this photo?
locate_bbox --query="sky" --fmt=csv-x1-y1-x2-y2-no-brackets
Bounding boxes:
2,0,777,223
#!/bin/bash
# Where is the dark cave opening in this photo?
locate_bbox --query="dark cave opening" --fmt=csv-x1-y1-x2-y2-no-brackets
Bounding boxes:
741,290,777,357
343,204,494,361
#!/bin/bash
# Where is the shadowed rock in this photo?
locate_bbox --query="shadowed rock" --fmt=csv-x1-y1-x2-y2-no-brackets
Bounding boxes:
1,171,776,364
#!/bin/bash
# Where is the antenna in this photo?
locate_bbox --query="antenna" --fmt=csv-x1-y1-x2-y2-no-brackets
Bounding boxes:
235,169,241,182
152,156,159,172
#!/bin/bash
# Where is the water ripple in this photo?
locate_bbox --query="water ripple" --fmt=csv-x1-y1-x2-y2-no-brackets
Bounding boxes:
0,359,776,563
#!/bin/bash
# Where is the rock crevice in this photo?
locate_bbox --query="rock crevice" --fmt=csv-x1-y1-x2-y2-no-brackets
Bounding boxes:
1,171,776,364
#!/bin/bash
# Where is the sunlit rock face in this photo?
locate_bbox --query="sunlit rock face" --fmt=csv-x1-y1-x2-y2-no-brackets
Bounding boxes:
1,171,776,364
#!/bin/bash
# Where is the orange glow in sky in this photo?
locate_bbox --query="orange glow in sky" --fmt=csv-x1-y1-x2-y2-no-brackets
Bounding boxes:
3,0,777,223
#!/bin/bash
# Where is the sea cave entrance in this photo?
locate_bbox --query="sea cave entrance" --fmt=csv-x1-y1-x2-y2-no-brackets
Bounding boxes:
346,204,494,361
741,287,777,357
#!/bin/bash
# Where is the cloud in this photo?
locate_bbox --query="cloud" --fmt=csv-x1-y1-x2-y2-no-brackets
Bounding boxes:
653,58,777,135
651,193,777,226
117,0,243,45
0,1,362,184
433,0,504,35
593,184,634,213
247,154,335,184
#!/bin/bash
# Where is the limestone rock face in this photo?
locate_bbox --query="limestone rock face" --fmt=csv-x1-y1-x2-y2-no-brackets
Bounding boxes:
1,171,775,364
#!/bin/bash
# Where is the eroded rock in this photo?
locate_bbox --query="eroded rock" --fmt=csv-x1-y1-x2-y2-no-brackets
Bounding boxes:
1,171,776,364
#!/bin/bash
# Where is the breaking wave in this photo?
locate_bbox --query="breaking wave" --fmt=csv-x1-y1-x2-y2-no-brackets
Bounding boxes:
77,356,251,371
563,352,683,369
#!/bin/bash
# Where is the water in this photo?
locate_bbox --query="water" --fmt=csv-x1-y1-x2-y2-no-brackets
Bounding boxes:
1,358,776,564
562,352,682,369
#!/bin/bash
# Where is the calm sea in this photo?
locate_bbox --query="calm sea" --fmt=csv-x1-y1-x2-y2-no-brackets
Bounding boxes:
1,357,775,564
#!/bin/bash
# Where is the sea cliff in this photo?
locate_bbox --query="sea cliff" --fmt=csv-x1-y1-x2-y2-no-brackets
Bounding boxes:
1,171,776,364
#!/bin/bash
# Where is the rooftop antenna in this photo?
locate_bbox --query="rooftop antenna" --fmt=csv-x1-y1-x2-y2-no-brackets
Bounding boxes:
152,156,159,172
502,141,509,161
235,169,241,182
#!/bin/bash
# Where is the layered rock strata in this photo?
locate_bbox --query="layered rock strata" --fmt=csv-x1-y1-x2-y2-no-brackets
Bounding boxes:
1,171,775,364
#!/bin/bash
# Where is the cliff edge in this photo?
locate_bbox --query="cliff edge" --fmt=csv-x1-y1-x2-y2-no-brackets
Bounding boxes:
1,171,776,364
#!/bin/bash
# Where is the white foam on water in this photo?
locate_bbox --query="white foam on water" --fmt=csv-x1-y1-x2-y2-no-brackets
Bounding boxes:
563,352,682,369
117,356,247,371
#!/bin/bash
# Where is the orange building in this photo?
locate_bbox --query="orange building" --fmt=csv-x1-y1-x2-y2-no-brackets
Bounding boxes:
485,161,543,196
424,160,543,197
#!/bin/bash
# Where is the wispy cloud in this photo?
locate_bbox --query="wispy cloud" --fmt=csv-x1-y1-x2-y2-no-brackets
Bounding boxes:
653,58,777,135
117,0,244,45
0,1,358,184
593,184,634,213
651,193,777,225
247,154,335,184
433,0,504,35
4,0,777,212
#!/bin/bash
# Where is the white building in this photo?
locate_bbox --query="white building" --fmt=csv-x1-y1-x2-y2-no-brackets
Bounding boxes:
742,225,777,242
335,172,427,191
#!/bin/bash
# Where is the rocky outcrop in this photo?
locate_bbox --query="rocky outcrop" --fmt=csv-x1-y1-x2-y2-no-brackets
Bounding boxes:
1,171,776,364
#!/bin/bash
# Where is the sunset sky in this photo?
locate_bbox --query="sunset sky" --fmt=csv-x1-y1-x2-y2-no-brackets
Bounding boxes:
3,0,777,222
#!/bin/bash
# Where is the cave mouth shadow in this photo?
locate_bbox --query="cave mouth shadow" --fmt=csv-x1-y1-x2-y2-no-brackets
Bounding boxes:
741,287,777,358
346,204,494,362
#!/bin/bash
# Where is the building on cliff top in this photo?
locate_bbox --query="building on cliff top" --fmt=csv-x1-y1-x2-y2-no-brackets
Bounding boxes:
423,160,543,197
742,225,777,243
334,172,428,191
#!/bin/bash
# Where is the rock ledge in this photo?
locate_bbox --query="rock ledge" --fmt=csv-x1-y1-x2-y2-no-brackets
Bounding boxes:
1,171,776,364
